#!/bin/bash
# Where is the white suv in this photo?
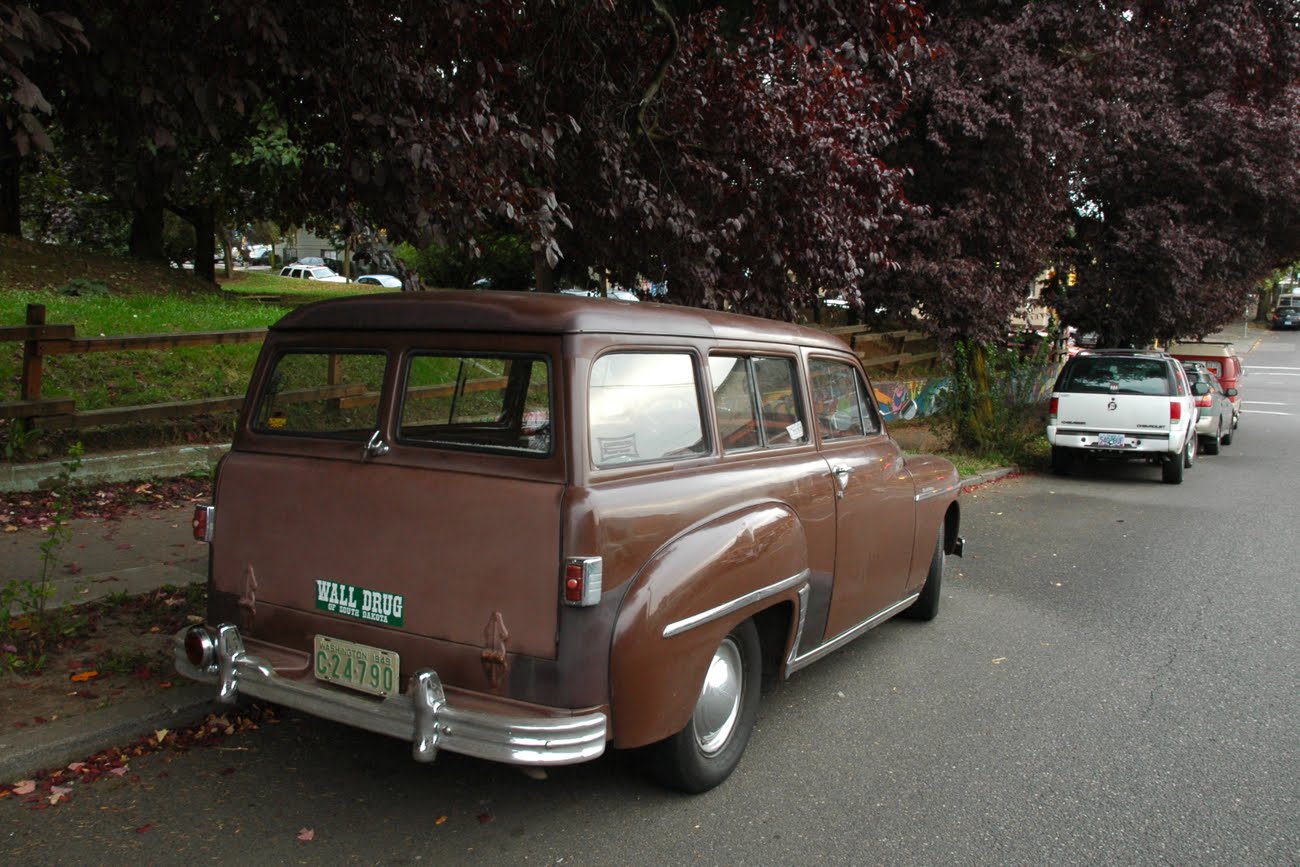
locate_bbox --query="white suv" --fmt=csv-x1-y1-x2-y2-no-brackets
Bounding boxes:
1047,349,1201,484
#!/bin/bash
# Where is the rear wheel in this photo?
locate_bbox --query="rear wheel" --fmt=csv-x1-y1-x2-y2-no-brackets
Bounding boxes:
645,619,762,793
902,526,944,621
1183,432,1197,468
1222,418,1235,446
1163,444,1186,484
1050,445,1074,475
1203,421,1222,455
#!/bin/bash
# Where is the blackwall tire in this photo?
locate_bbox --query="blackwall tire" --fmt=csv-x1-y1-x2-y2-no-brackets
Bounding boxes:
1203,422,1221,455
1050,445,1073,475
645,619,762,794
1163,451,1185,484
902,526,944,621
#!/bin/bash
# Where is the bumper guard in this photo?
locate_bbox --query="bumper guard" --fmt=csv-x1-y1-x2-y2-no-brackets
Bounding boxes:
174,624,607,767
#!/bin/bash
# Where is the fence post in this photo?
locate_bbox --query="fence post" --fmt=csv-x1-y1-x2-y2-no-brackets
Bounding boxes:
19,304,46,433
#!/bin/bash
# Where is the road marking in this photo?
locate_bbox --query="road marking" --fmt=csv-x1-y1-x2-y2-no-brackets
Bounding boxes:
1244,401,1287,405
1245,366,1300,371
1243,410,1292,415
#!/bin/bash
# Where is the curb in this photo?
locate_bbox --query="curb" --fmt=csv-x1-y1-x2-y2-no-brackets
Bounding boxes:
0,443,229,494
0,683,220,782
960,467,1019,487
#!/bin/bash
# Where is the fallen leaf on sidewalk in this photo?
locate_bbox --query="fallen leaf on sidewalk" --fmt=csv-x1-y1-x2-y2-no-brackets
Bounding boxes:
13,780,36,795
135,823,152,834
154,728,169,744
70,670,99,683
297,828,315,841
48,785,71,805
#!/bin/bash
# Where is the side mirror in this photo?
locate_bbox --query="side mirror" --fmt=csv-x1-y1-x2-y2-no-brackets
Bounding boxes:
1192,382,1211,396
1225,387,1238,397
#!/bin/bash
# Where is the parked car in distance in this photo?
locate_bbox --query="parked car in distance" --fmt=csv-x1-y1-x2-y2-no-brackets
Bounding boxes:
1269,304,1300,330
1048,348,1199,483
176,291,964,793
1166,340,1243,428
1182,362,1235,454
295,256,327,267
279,264,347,283
356,274,403,288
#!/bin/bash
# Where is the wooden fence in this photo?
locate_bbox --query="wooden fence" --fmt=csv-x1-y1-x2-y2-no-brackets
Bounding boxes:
0,304,941,433
1,304,266,431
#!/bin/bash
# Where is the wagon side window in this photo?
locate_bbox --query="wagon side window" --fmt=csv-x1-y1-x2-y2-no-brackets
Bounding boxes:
809,358,879,440
252,350,387,439
709,356,761,451
589,352,707,466
709,355,808,452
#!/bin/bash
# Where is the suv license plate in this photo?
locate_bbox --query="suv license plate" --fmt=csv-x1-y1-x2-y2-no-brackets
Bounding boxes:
1097,433,1125,447
314,635,399,697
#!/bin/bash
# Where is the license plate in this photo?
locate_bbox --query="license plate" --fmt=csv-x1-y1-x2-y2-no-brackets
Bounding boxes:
313,635,399,697
1097,433,1125,447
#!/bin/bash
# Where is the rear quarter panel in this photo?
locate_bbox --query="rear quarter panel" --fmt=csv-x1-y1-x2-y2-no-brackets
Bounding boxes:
607,501,809,748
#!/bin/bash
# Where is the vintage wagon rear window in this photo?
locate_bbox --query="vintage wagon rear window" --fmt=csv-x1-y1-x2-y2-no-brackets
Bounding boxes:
252,350,387,439
398,354,551,455
589,352,707,466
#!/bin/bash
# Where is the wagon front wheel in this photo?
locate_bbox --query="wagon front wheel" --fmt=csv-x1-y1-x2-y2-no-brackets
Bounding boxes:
645,619,761,793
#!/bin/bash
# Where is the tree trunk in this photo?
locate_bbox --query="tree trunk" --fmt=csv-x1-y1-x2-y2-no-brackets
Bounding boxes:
128,197,166,260
0,134,21,236
216,222,234,278
533,250,554,293
191,205,217,283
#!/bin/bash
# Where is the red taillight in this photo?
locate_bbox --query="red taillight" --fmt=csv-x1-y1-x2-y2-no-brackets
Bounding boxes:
563,557,603,607
1195,393,1213,408
1170,401,1182,422
184,627,215,668
192,505,214,542
1049,396,1059,418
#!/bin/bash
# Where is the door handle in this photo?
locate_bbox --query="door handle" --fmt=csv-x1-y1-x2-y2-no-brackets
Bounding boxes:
832,464,852,497
362,430,390,461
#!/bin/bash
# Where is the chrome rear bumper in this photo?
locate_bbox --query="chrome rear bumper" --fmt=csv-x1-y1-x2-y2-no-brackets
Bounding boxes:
174,624,607,767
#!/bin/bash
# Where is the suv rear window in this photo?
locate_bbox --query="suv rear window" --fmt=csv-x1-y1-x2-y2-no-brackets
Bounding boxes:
1061,356,1171,396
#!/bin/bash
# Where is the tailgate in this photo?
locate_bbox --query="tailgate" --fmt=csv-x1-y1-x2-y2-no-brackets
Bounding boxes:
1055,392,1172,434
211,452,563,659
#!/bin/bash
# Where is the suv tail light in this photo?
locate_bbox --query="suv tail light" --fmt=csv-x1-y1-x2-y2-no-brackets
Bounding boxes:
1049,396,1059,421
563,557,603,607
1169,401,1182,423
192,505,215,542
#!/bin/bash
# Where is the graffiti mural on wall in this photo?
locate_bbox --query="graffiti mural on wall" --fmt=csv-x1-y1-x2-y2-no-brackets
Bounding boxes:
873,365,1060,423
873,378,951,423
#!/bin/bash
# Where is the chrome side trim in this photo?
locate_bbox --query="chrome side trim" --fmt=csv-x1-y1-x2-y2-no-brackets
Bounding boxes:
785,594,919,675
662,570,810,639
175,625,606,767
915,481,962,502
789,584,811,660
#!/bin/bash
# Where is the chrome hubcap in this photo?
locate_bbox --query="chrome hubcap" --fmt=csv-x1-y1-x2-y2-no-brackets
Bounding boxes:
693,637,743,755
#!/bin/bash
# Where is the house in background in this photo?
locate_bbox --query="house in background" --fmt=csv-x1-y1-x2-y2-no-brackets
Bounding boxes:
276,228,339,265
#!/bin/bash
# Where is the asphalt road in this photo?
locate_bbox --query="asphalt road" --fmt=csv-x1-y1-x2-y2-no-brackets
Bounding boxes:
4,332,1297,866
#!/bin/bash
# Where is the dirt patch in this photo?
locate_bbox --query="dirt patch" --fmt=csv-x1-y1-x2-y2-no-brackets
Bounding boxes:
2,584,207,731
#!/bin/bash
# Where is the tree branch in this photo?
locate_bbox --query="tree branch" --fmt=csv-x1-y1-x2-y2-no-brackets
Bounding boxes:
637,0,680,139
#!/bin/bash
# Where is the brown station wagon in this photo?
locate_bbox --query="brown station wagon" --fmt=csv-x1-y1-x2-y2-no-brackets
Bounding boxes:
176,291,964,792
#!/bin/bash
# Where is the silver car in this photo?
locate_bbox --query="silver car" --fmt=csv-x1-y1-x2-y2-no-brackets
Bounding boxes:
1182,362,1235,454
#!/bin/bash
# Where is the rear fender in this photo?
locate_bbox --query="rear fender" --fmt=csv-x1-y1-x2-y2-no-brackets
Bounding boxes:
609,502,807,748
